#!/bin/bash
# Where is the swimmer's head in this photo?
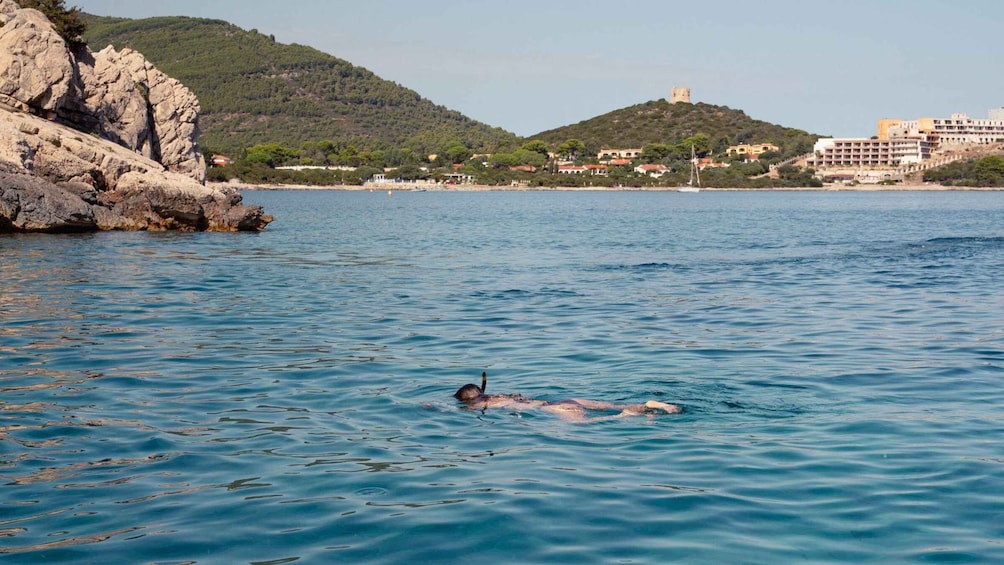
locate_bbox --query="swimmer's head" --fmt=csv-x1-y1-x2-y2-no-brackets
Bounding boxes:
454,383,483,402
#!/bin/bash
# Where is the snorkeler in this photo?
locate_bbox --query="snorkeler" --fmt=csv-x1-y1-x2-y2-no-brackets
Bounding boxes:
454,372,682,422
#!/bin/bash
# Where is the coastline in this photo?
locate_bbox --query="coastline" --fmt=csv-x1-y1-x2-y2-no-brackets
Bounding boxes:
218,181,1002,193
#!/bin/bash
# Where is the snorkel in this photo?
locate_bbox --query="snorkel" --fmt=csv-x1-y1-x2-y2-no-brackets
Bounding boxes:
454,371,489,402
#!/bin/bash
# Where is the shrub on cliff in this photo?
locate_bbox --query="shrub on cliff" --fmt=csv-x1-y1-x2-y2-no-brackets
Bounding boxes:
19,0,86,47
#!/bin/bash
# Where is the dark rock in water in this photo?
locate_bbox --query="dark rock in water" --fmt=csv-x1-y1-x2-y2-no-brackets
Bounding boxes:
0,164,272,234
0,170,97,232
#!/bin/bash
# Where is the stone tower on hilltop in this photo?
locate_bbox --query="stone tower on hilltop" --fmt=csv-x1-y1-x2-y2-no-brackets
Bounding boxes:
670,87,691,104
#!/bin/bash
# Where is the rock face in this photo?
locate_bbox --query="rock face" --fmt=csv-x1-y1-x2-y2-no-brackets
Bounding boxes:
0,162,96,232
0,0,270,232
0,2,74,116
74,46,207,183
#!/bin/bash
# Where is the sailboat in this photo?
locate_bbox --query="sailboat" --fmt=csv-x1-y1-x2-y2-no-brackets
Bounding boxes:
678,145,701,193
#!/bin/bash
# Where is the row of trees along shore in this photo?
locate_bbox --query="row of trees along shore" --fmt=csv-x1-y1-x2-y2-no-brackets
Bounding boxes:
206,135,823,189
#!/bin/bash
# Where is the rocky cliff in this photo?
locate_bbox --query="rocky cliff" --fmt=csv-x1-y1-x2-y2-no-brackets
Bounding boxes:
0,0,271,232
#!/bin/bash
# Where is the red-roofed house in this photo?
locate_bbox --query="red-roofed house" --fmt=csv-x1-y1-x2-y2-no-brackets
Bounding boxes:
698,158,730,171
211,154,234,167
558,165,589,174
634,164,670,177
585,164,608,176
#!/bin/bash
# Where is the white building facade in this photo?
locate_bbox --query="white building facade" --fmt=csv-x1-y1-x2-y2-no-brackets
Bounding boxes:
808,138,933,169
885,109,1004,146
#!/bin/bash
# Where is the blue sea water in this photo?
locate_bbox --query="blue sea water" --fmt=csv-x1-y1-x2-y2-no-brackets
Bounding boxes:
2,189,1003,564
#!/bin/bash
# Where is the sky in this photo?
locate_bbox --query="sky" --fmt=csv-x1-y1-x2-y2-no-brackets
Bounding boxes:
70,0,1004,138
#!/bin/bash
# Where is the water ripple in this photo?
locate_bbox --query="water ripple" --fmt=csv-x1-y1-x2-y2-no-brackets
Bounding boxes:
2,191,1003,563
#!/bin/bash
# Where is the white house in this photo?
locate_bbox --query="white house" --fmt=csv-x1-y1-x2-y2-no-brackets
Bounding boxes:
634,164,670,177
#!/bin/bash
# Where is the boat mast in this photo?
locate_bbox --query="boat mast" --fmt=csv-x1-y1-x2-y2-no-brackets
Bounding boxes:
690,145,701,187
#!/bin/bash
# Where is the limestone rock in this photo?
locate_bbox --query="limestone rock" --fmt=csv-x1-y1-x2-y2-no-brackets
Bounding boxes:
0,1,206,183
77,46,207,183
73,47,152,161
108,172,271,232
0,1,271,232
0,165,97,232
0,118,34,170
0,0,19,19
0,4,75,116
120,48,206,183
0,111,272,233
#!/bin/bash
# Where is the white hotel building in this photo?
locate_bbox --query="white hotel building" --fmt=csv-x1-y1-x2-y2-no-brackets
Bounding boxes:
882,109,1004,146
809,108,1004,170
808,137,932,169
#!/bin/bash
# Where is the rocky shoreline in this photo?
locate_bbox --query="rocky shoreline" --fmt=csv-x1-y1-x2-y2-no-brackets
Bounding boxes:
0,1,271,233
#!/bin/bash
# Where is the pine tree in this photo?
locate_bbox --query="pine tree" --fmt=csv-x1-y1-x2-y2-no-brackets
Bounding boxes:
18,0,87,47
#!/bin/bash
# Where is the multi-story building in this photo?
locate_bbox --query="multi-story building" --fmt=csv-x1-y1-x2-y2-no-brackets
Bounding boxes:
726,143,779,157
881,109,1004,147
810,108,1004,170
597,148,643,161
807,137,933,169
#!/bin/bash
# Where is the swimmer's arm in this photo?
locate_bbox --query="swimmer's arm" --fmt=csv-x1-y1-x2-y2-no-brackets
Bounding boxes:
644,400,682,414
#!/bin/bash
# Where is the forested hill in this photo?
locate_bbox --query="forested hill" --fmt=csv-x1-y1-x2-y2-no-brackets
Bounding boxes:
81,15,518,157
533,100,821,158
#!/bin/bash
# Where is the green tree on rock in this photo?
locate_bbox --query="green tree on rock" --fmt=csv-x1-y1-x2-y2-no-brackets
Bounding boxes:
20,0,87,47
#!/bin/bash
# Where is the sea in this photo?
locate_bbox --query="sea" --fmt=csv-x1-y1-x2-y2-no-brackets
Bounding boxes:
1,189,1002,564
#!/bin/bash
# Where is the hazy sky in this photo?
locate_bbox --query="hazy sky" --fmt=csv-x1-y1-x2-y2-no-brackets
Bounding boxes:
70,0,1003,138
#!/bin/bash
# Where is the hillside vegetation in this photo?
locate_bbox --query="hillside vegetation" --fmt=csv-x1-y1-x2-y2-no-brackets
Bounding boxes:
533,100,821,159
78,13,830,188
81,15,518,157
923,155,1004,187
